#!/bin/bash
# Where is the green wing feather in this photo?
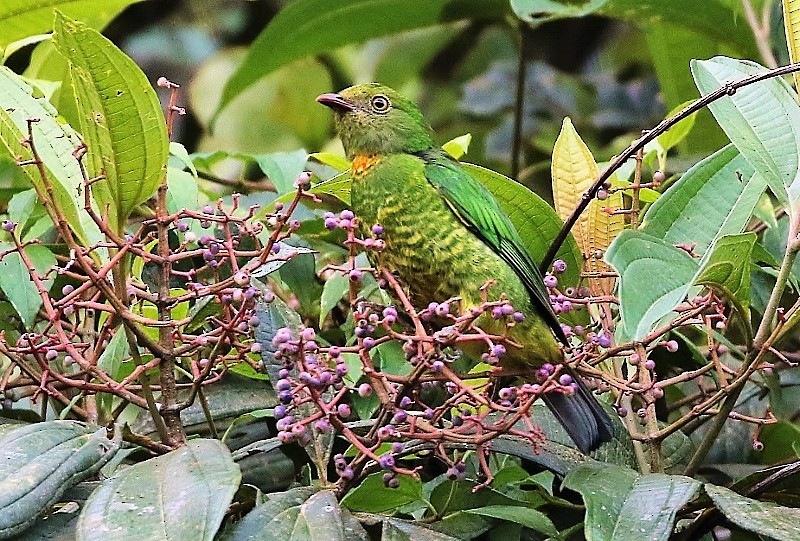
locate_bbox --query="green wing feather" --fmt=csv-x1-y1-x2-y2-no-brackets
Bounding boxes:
420,150,567,344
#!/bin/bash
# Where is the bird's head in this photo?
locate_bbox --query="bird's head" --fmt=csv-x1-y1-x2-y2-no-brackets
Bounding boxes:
317,83,435,159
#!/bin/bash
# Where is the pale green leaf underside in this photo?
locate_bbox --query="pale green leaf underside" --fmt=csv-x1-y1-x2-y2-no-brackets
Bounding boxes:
607,231,755,341
691,57,800,206
642,144,766,256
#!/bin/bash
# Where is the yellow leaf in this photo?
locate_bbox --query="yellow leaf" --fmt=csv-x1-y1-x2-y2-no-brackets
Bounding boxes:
551,118,623,296
783,0,800,91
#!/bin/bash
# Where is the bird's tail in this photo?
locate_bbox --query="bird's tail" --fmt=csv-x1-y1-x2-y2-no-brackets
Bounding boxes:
539,367,613,454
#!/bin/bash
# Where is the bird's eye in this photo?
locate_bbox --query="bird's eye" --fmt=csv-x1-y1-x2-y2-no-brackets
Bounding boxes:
370,95,391,113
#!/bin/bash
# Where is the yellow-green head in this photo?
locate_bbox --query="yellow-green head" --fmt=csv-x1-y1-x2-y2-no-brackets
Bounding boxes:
317,83,435,159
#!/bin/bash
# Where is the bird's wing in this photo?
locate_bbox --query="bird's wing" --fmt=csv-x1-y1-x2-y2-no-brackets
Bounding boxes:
420,151,567,344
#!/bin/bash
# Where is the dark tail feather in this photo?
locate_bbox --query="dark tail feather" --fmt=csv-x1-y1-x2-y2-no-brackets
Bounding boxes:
540,368,613,454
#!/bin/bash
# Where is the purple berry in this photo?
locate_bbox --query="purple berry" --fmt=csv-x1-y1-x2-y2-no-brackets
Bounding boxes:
379,455,395,469
558,374,573,386
665,340,679,353
552,259,567,274
62,284,75,296
371,223,384,235
295,171,312,189
2,220,15,232
544,274,558,289
337,403,351,417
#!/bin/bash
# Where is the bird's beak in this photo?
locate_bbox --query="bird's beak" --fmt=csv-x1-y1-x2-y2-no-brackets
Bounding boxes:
316,93,355,112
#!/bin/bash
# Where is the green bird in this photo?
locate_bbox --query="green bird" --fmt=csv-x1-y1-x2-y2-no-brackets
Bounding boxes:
317,83,612,453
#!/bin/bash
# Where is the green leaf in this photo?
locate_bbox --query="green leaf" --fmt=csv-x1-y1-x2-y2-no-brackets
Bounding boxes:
0,421,120,539
463,505,559,538
77,439,240,541
255,150,308,195
692,57,800,207
642,145,766,256
341,472,425,513
95,329,129,414
222,488,368,541
657,101,698,152
166,167,199,214
306,171,353,204
695,233,756,322
310,152,350,172
381,518,461,541
442,134,472,159
706,484,800,541
52,11,169,231
0,243,56,328
7,189,37,231
0,1,141,49
0,66,98,245
563,463,701,541
169,141,196,176
461,163,582,287
217,0,509,113
607,231,756,340
607,231,695,340
319,273,349,327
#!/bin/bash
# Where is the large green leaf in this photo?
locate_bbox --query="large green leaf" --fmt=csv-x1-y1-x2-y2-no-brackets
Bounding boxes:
706,484,800,541
77,439,240,541
0,243,56,329
692,57,800,207
0,66,98,245
217,0,509,114
0,421,120,539
563,463,701,541
52,11,169,231
221,488,368,541
0,1,141,49
607,231,756,341
642,145,766,256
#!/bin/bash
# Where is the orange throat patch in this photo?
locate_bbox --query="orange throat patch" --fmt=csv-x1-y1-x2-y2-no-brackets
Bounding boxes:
351,154,381,178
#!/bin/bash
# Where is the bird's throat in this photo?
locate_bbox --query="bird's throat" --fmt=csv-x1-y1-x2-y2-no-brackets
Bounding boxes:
351,154,381,178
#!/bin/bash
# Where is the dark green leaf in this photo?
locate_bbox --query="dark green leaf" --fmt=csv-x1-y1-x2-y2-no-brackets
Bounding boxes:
77,439,240,541
706,484,800,541
341,472,425,513
463,505,559,538
0,421,120,539
563,463,701,541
